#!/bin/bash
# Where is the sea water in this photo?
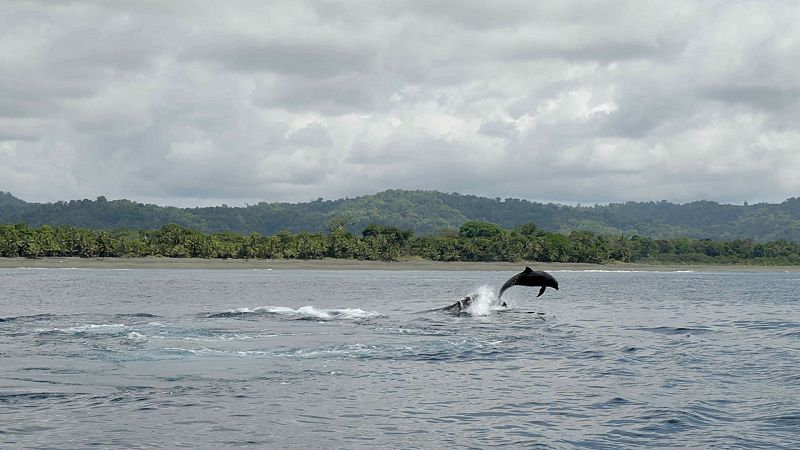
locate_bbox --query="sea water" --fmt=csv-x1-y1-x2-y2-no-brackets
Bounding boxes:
1,267,799,448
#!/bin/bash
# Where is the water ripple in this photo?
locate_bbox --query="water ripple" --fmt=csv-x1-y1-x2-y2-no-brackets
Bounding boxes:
2,268,800,448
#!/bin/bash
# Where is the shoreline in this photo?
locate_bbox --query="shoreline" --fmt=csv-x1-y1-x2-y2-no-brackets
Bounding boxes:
0,257,797,272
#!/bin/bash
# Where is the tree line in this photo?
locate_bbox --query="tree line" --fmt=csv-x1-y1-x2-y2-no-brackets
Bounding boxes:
6,189,800,241
2,221,799,265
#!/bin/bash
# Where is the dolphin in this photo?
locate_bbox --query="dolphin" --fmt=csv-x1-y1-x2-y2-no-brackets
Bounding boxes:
437,295,508,314
498,267,559,298
434,267,557,314
440,295,477,313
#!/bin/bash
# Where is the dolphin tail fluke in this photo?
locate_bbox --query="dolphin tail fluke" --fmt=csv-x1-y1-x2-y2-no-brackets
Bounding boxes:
537,286,546,297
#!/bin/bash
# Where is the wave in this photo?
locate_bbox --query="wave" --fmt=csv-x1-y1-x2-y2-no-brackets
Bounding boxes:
113,313,160,319
69,323,128,332
2,313,157,325
0,392,81,405
0,313,56,323
205,305,385,321
35,323,129,335
551,269,694,273
630,325,714,335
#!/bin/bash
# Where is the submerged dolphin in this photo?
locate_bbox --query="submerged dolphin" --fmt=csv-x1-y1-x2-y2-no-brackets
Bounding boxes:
439,295,478,313
498,267,559,298
438,295,507,314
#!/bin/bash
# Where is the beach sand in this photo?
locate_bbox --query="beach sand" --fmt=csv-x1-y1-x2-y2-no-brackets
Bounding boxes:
0,257,797,272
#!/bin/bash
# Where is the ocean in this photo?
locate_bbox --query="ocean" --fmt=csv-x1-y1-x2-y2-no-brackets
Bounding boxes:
1,267,799,448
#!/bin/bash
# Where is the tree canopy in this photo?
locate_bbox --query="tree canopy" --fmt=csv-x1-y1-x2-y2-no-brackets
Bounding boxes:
2,221,799,266
3,189,800,241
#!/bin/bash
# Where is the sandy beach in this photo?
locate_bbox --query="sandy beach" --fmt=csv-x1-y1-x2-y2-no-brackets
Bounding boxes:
0,256,797,272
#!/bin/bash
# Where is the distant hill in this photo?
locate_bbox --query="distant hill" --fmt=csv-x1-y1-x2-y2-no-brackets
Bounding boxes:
2,189,800,241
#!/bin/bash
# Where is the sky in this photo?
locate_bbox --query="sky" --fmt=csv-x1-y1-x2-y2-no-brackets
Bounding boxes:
1,0,799,207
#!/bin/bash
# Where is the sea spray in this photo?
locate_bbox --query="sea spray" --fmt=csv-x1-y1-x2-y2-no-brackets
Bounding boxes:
465,285,502,316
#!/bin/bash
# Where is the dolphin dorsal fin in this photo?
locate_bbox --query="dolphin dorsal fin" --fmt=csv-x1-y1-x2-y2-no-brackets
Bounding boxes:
523,267,533,273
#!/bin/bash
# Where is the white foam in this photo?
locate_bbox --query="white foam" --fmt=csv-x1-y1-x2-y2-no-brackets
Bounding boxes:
326,307,385,320
163,347,215,356
277,343,376,358
296,305,331,319
465,285,503,317
228,305,384,320
183,333,256,342
48,323,127,334
125,331,147,341
36,323,129,334
70,323,127,332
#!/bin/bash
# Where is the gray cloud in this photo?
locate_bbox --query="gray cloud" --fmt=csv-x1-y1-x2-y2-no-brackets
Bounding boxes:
1,0,799,206
700,86,800,111
184,37,373,78
255,73,390,114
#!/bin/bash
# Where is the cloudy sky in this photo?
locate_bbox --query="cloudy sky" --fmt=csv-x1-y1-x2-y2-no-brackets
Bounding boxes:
1,0,799,206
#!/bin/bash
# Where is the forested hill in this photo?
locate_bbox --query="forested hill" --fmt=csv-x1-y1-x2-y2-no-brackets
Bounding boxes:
2,190,800,241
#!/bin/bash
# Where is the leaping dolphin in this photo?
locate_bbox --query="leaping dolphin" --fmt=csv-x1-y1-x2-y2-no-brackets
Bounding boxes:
498,267,559,298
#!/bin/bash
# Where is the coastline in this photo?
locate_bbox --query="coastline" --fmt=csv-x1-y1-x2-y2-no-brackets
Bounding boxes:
0,257,797,272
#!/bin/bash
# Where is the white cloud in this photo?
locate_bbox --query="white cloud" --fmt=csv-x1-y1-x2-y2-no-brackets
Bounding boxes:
0,0,799,206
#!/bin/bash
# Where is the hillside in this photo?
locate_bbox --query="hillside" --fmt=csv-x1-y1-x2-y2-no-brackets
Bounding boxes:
2,190,800,241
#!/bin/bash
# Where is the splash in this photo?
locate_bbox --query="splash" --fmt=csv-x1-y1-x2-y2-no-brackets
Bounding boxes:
125,331,147,342
465,285,503,317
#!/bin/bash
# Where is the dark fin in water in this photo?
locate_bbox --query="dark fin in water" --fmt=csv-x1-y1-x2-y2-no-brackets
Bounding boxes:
537,286,546,297
437,296,473,313
523,266,533,273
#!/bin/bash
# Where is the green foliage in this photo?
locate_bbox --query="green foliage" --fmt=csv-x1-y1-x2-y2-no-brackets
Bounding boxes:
2,222,800,266
459,221,505,239
5,189,800,241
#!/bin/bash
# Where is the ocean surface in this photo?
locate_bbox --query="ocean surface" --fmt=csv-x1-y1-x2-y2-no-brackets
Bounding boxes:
1,267,799,449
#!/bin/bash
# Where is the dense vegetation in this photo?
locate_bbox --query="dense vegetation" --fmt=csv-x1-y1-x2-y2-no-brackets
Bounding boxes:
4,190,800,241
3,222,799,265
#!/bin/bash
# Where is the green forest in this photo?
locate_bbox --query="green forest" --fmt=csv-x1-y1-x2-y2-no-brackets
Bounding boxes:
2,221,799,265
3,189,800,241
